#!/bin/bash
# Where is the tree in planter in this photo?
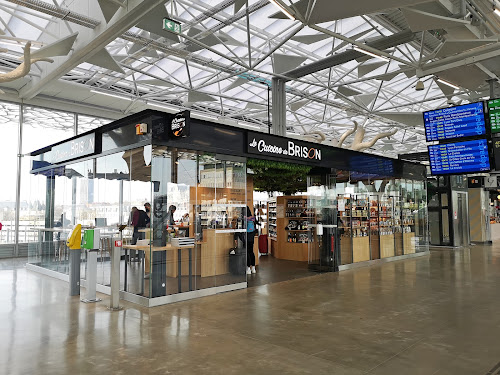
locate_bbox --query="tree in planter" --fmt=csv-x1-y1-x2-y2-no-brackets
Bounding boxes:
247,158,312,195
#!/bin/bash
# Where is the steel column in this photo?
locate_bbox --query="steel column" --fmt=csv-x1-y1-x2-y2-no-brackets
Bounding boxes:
271,77,286,136
14,103,23,257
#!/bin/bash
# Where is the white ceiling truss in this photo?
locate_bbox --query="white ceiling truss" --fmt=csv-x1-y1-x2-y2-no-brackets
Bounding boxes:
0,0,499,157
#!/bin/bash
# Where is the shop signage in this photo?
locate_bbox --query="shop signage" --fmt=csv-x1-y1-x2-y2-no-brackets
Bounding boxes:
114,240,122,248
493,139,500,171
163,18,181,34
247,132,322,162
171,110,190,138
49,133,96,164
135,123,147,135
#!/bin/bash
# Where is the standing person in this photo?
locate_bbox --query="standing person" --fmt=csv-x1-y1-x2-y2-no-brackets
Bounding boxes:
245,206,258,275
166,205,176,226
144,202,151,227
131,206,148,245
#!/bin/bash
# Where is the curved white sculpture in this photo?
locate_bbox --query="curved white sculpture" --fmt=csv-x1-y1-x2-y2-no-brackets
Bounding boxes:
338,121,358,148
303,120,397,151
349,125,398,151
0,42,53,84
304,130,327,143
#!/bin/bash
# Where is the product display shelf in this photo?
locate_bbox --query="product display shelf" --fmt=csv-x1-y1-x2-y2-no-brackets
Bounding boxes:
402,202,416,254
274,196,315,262
393,196,403,256
255,201,268,235
284,197,314,244
267,199,277,241
338,195,352,265
369,198,380,260
379,197,395,258
352,196,370,263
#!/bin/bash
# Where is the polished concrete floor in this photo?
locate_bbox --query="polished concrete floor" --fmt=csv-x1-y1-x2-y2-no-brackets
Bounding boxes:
2,244,500,374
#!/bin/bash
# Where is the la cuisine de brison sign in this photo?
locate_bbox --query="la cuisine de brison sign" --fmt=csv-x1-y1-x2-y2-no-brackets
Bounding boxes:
248,135,322,161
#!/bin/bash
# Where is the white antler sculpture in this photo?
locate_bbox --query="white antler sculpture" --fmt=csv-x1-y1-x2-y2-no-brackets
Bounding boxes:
338,120,358,148
349,125,398,151
0,42,53,84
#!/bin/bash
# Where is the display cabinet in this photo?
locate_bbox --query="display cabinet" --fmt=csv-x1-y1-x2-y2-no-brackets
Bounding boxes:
352,195,370,263
369,196,380,259
379,197,395,258
274,196,316,261
338,195,352,265
393,194,403,256
268,198,277,241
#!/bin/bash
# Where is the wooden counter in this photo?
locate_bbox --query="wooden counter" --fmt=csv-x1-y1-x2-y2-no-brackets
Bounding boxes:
403,232,416,254
394,232,403,256
123,243,195,277
380,234,395,258
352,236,370,263
340,236,352,265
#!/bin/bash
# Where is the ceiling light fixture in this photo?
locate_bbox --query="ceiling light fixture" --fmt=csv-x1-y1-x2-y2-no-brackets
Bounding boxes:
268,0,296,20
147,101,179,112
90,89,132,100
352,46,390,61
194,112,218,121
436,78,460,90
237,121,261,130
415,80,425,91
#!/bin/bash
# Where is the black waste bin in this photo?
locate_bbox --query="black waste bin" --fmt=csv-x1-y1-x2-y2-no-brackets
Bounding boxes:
229,249,246,275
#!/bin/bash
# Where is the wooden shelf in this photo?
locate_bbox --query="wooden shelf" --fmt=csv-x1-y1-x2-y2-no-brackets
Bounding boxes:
285,217,315,219
286,229,310,232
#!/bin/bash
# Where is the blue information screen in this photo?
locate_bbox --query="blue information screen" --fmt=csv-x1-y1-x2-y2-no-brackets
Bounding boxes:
428,139,491,175
424,102,486,141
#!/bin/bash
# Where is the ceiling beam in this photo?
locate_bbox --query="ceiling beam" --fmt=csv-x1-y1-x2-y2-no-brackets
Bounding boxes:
416,42,500,77
18,0,168,100
284,29,416,80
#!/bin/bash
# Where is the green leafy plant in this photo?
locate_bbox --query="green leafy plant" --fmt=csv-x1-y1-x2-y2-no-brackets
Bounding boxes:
247,158,312,195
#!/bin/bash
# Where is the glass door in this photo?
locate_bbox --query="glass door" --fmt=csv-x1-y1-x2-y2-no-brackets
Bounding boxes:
307,173,337,272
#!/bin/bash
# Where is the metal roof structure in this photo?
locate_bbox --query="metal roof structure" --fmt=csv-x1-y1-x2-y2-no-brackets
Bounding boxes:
1,0,500,157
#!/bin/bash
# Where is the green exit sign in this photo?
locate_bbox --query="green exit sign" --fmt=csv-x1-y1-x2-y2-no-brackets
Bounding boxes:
163,18,181,34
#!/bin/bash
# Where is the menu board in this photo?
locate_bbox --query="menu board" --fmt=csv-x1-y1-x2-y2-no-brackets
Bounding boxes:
424,102,486,141
428,139,491,175
487,98,500,134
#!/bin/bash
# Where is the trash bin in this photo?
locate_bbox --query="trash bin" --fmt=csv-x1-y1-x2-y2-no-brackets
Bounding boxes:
229,248,246,275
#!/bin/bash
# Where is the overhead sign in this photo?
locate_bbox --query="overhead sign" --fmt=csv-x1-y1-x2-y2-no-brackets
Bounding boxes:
487,98,500,134
163,18,181,33
49,133,96,164
171,110,190,138
493,139,500,170
135,123,147,135
423,102,486,142
247,132,322,162
428,138,491,175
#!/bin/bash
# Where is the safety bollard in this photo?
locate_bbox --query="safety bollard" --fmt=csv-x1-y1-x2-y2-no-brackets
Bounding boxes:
109,239,122,310
67,224,82,296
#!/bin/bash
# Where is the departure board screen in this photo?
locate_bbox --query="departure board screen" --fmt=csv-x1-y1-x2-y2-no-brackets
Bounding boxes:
424,102,486,141
487,98,500,134
428,139,491,175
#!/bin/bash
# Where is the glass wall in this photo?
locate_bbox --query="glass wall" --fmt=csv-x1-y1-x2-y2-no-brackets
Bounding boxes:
0,103,19,244
0,100,113,255
145,147,247,298
336,171,428,267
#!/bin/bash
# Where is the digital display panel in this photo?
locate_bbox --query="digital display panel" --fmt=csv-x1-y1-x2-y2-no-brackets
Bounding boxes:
424,102,486,141
428,138,491,175
487,98,500,134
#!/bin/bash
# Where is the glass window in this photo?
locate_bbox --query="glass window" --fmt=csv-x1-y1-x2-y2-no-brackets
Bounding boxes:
77,115,112,134
0,102,20,245
22,106,75,246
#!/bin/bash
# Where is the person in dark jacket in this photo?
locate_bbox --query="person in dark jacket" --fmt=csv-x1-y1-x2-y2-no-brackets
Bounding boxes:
131,206,149,245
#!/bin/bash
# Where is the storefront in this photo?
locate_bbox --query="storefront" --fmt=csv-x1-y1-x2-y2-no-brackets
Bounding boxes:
27,109,429,307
